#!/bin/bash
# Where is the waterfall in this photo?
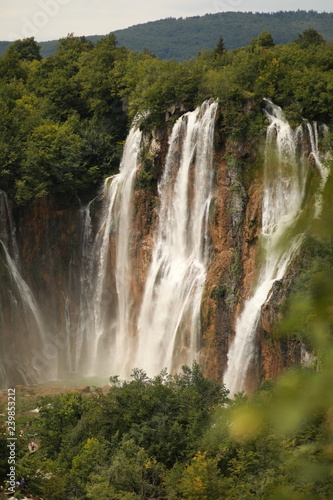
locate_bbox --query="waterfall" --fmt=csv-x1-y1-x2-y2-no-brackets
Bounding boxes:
90,126,143,376
73,200,95,373
5,97,328,389
0,191,54,386
223,100,329,396
0,189,19,264
135,100,218,375
1,103,217,385
72,102,217,380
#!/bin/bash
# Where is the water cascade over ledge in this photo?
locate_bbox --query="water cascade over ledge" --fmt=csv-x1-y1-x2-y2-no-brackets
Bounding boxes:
67,100,217,381
86,101,218,378
0,191,55,386
1,98,329,390
223,100,330,396
135,100,218,375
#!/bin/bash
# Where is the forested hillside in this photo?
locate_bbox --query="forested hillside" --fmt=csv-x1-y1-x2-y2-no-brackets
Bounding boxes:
1,10,333,60
112,10,333,60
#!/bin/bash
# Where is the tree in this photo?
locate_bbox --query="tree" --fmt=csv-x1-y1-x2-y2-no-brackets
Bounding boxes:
7,37,42,61
257,31,275,48
214,36,226,57
296,28,325,48
250,31,275,49
107,439,165,499
67,438,108,498
56,33,94,57
0,50,27,81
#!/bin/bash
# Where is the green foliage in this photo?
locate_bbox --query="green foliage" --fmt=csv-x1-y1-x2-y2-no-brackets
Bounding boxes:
251,30,275,49
37,391,88,458
4,348,333,499
66,437,109,498
13,364,229,498
296,28,326,48
16,122,85,203
0,50,27,82
258,30,275,48
0,34,129,204
0,12,332,500
1,25,333,205
7,37,42,62
109,11,333,61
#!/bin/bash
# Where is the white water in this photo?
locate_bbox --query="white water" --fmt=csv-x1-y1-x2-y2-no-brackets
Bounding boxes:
91,126,142,375
72,201,95,373
0,190,53,385
0,103,217,384
135,100,218,375
0,189,19,264
224,100,329,396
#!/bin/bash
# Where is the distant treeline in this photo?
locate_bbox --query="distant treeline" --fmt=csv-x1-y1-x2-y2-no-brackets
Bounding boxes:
1,10,333,60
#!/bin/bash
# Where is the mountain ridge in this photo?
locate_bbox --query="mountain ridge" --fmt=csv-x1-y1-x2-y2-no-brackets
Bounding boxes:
1,10,333,60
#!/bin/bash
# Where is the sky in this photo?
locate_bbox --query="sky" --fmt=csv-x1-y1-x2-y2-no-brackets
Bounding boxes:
0,0,332,42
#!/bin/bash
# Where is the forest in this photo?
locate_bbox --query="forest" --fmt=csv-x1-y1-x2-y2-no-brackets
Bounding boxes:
1,25,333,499
0,29,333,206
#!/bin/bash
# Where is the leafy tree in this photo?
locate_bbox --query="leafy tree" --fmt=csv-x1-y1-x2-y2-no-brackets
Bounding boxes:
66,437,109,499
0,49,27,81
56,33,94,58
167,451,223,499
296,28,326,48
7,37,42,61
16,122,85,203
257,30,275,48
37,392,87,458
108,439,165,499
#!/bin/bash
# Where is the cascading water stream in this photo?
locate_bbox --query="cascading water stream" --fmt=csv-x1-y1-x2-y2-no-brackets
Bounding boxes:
5,97,327,390
0,189,19,264
223,100,329,396
0,190,53,385
135,100,218,375
91,126,142,376
306,122,330,217
71,200,95,373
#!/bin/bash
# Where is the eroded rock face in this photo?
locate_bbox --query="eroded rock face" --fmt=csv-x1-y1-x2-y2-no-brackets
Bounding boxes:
200,137,265,382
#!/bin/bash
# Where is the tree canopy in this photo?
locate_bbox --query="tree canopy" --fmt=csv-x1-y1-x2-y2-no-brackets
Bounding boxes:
0,30,332,204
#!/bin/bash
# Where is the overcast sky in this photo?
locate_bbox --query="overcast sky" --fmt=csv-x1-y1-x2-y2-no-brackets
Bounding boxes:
1,0,332,42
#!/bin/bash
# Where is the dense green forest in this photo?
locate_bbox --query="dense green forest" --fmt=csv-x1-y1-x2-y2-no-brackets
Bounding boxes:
2,333,333,500
112,10,333,60
1,26,333,499
1,11,333,61
0,28,333,205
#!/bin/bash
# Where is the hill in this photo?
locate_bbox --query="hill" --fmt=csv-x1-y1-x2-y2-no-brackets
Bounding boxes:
0,10,333,60
112,10,333,59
